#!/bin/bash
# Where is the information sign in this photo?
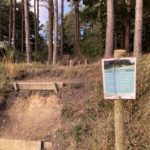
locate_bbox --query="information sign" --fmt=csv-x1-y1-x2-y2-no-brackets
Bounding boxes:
102,58,136,99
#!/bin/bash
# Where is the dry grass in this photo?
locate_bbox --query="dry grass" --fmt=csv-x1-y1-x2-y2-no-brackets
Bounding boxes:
4,62,22,79
57,54,150,150
0,55,150,149
3,61,46,79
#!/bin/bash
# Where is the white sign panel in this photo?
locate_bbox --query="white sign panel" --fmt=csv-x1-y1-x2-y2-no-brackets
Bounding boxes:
102,58,136,99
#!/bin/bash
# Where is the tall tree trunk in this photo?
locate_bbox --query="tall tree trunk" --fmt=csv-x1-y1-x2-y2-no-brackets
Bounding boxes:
74,0,80,55
24,0,32,63
121,29,125,49
53,0,58,65
133,0,143,56
99,0,103,56
125,0,130,53
9,0,13,47
34,0,38,56
105,0,114,58
0,0,2,41
48,0,53,65
60,0,64,59
114,30,117,49
37,0,39,52
21,0,24,52
12,0,16,49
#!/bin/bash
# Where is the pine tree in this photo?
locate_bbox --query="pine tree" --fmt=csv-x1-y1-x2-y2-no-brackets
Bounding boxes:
133,0,143,56
48,0,53,64
24,0,32,63
74,0,80,54
125,0,131,52
60,0,64,59
105,0,114,57
52,0,58,65
12,0,16,49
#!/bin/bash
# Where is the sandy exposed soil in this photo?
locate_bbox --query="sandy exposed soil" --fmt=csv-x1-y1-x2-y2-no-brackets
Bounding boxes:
0,93,62,141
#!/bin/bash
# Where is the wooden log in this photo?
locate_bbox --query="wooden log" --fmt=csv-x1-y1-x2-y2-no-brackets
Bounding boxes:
42,142,53,150
12,82,64,93
12,81,83,92
0,139,41,150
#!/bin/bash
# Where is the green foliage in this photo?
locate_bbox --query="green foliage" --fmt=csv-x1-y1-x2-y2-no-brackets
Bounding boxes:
72,123,91,147
14,50,26,62
81,35,101,58
63,12,76,54
70,83,82,89
0,63,12,109
0,1,47,62
80,0,106,58
61,105,74,119
0,41,27,62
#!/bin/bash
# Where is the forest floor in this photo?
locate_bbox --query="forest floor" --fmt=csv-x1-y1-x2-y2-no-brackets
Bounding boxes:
0,55,149,149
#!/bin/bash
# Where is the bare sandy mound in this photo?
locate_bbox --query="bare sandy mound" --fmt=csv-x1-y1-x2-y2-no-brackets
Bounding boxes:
0,93,62,141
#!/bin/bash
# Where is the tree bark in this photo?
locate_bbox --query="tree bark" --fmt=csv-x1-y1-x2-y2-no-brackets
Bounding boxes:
21,0,24,52
74,0,80,55
105,0,114,58
48,0,53,65
99,0,103,56
114,30,117,49
60,0,64,59
133,0,143,56
125,0,131,53
12,0,16,49
53,0,58,65
9,0,13,47
121,29,125,49
24,0,32,63
34,0,38,55
37,0,39,52
0,0,2,41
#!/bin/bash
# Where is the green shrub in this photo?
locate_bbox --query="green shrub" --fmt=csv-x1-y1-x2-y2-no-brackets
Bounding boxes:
61,105,74,119
72,123,91,146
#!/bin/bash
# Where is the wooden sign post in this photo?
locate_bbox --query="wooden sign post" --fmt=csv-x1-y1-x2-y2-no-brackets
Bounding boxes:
114,49,126,150
102,49,136,150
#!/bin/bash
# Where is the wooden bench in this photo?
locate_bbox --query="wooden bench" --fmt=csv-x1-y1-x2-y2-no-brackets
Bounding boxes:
13,82,64,94
12,81,83,93
0,138,52,150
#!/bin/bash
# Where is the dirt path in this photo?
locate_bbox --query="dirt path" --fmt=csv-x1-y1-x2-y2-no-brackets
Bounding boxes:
0,93,62,141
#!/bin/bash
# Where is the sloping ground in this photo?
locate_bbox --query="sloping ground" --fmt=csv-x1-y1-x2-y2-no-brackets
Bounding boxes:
0,63,101,148
0,93,61,141
0,55,150,150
